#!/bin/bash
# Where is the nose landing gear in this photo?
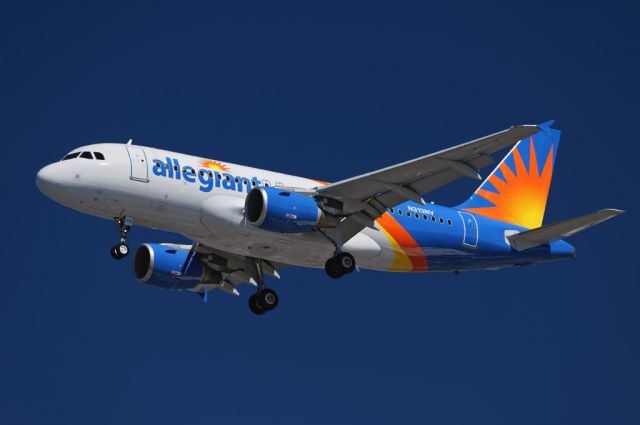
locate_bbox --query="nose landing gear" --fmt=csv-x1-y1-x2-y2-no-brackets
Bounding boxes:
111,216,133,260
325,252,356,279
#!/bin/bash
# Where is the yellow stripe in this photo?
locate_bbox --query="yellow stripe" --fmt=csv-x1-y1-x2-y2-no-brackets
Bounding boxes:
378,223,413,271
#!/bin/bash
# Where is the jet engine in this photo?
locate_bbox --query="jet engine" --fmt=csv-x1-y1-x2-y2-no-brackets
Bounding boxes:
133,243,204,289
244,186,334,233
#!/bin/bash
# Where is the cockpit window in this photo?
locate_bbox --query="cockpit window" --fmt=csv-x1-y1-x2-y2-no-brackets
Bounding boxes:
62,152,80,160
80,151,93,159
94,152,105,160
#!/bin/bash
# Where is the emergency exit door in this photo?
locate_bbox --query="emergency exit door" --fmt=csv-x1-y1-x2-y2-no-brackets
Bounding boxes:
459,211,478,248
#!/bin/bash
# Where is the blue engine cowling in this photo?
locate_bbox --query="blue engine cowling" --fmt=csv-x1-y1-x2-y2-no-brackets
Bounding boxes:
245,187,322,233
133,243,204,289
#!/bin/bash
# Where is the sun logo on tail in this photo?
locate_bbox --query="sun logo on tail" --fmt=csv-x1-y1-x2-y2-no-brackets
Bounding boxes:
464,137,555,229
199,159,230,172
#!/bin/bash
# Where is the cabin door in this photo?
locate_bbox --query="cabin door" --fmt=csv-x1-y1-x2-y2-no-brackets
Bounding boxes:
126,145,149,182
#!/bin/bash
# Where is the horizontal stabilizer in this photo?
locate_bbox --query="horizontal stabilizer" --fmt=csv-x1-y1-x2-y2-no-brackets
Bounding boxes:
507,208,624,251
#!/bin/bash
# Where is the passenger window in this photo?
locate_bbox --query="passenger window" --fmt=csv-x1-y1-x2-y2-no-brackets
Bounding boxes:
80,151,93,159
431,216,436,222
423,214,427,220
94,152,105,160
439,218,444,224
62,152,80,160
390,208,394,213
398,210,403,215
414,213,419,219
447,219,452,226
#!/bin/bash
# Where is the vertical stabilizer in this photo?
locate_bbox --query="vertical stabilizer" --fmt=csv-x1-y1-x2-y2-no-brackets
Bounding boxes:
457,121,560,229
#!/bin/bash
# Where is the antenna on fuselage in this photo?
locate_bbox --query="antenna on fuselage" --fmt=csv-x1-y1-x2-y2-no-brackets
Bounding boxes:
126,139,133,145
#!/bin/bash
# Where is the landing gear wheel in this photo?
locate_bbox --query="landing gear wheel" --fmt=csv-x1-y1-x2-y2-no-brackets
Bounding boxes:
247,259,279,315
249,294,267,315
256,288,279,311
110,243,129,260
325,252,356,278
325,257,343,279
111,216,133,260
336,252,356,274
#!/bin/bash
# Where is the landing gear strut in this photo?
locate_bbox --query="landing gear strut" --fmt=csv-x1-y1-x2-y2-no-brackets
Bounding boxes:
325,252,356,279
248,259,279,315
111,216,133,260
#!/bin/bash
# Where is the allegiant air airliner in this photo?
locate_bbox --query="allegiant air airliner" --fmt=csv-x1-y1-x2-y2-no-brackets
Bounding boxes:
36,121,623,314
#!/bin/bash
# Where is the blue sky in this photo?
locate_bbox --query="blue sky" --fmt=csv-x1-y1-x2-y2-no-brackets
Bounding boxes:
1,1,638,424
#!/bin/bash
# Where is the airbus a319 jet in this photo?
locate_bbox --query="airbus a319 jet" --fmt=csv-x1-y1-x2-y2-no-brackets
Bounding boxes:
36,121,623,314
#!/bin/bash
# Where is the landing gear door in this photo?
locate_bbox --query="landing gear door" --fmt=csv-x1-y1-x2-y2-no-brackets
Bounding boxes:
459,211,478,248
126,145,149,182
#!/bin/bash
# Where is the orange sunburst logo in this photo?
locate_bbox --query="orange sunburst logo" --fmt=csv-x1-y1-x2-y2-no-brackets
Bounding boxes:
464,137,554,229
199,159,230,172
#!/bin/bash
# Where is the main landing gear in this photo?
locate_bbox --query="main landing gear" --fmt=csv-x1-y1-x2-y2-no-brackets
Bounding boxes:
324,252,356,279
111,216,133,260
248,259,279,315
249,288,279,315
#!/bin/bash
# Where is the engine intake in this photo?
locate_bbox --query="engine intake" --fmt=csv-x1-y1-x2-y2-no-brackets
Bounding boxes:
133,243,204,290
245,187,333,233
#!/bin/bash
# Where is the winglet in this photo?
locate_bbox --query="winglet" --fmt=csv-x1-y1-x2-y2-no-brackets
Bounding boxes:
538,119,556,131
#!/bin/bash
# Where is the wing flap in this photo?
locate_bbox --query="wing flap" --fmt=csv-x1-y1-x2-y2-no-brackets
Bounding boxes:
187,242,288,298
507,209,625,251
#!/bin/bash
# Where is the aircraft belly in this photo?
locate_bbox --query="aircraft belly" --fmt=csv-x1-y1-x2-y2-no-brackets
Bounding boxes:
191,229,336,268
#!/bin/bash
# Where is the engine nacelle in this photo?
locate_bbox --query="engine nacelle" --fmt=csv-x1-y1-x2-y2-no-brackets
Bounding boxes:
133,243,204,290
245,187,331,233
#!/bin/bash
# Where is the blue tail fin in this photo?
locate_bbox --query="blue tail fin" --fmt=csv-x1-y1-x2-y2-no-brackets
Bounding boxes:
458,121,561,229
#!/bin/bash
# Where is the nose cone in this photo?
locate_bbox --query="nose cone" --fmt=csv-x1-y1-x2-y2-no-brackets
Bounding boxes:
36,164,62,199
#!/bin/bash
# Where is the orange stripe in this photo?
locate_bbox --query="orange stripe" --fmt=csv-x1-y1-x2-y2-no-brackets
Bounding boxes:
376,213,428,271
311,179,330,186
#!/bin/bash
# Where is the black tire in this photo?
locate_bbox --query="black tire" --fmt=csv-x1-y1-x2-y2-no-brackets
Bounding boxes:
249,294,267,315
111,245,122,259
256,288,279,311
325,257,343,279
336,252,356,274
117,243,129,257
111,243,129,260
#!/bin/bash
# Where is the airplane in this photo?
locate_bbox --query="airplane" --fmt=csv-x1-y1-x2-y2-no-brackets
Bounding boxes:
36,120,623,314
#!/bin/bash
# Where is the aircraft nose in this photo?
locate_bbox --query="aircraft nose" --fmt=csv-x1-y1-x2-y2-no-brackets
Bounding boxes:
36,164,62,199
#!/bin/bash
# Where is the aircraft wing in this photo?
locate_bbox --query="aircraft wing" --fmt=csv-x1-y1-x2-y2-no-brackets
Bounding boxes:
167,242,287,298
316,124,541,244
507,209,625,251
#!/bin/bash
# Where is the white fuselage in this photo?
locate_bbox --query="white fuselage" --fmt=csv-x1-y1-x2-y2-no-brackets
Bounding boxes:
36,143,396,271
